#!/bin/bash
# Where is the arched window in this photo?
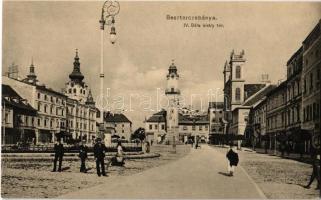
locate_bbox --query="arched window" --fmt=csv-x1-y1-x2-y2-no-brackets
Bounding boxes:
235,88,241,101
68,89,72,93
236,66,241,79
73,88,77,93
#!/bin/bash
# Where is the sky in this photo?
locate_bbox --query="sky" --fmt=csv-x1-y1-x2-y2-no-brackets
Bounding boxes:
3,1,321,129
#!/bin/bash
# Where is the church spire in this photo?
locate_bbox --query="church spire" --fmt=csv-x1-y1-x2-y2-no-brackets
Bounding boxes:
27,57,37,84
69,49,84,83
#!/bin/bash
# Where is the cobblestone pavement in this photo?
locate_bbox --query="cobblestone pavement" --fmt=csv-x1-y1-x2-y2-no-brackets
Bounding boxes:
214,146,320,199
1,145,190,198
60,145,266,199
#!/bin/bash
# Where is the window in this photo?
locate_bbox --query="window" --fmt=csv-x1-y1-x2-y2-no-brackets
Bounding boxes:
199,126,202,131
310,73,313,91
192,126,196,131
122,130,124,133
44,105,47,113
37,93,41,99
235,66,241,79
149,124,152,130
38,118,41,126
205,125,208,131
155,124,158,129
38,103,41,111
235,88,241,101
161,124,165,130
73,88,76,93
51,96,53,102
44,95,47,101
69,89,72,93
44,119,47,127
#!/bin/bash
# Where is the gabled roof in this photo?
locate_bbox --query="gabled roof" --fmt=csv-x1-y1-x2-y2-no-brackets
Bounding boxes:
146,110,166,123
2,84,37,116
242,85,277,106
104,112,132,123
244,84,266,100
178,113,209,125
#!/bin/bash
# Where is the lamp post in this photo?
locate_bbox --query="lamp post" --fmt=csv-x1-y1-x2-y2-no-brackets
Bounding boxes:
98,0,120,145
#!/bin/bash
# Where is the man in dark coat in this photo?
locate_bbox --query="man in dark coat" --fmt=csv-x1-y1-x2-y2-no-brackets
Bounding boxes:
93,138,107,177
79,141,88,173
304,151,320,189
226,145,239,176
52,140,64,172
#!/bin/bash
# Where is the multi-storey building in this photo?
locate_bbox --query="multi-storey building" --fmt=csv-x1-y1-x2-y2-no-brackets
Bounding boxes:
104,112,132,141
145,109,166,143
284,47,308,152
302,19,321,148
231,85,275,147
178,114,209,143
64,50,97,144
250,97,268,147
2,84,37,144
208,102,225,144
3,65,67,144
265,81,287,150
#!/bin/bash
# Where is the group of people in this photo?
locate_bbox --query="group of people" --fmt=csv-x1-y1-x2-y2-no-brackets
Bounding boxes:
52,138,124,177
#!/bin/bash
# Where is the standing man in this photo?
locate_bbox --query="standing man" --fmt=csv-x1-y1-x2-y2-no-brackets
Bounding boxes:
52,139,64,172
304,148,320,189
93,138,107,177
79,141,88,173
226,144,239,176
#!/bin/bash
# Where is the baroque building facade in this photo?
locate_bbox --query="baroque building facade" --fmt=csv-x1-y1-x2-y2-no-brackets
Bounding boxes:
64,50,97,144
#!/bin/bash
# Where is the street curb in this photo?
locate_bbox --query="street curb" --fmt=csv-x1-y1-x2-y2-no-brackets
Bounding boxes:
239,165,267,199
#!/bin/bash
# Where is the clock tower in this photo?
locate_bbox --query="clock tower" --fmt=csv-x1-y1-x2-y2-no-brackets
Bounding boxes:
165,60,180,144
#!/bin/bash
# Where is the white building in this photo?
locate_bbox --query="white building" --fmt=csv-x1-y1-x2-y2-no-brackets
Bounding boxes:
3,70,67,144
64,50,97,144
145,110,167,143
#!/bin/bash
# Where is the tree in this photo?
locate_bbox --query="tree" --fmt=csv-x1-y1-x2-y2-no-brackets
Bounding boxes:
131,127,146,142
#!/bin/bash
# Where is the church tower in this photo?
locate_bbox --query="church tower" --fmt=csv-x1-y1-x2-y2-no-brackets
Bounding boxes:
165,60,180,144
229,50,246,110
65,49,89,103
26,59,38,85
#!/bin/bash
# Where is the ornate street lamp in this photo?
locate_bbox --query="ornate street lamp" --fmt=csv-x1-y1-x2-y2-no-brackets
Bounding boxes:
98,0,120,145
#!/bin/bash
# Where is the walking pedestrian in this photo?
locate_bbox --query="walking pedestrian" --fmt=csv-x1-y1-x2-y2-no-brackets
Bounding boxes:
79,141,88,173
93,138,107,177
226,144,239,176
304,152,320,189
52,139,64,172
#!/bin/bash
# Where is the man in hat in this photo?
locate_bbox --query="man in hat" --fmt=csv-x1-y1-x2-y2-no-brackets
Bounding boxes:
93,138,107,176
79,140,88,173
52,139,64,172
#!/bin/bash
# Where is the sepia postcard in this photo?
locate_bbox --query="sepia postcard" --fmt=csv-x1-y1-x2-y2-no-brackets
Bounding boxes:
1,1,321,199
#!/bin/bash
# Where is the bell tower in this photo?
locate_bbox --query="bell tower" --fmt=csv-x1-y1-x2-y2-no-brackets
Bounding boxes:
229,50,246,110
65,49,89,103
165,60,180,144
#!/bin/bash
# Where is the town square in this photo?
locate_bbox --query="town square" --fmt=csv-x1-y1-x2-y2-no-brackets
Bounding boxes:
1,1,321,199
